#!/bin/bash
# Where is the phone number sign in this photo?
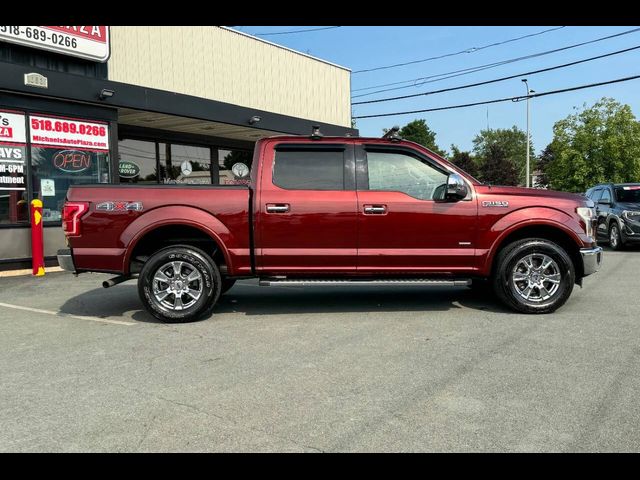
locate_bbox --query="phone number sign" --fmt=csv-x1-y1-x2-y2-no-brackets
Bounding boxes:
29,115,109,151
0,26,110,62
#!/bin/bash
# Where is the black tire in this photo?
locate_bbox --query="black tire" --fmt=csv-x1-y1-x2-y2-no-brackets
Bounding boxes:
492,238,575,314
138,245,221,323
220,278,237,295
609,222,624,251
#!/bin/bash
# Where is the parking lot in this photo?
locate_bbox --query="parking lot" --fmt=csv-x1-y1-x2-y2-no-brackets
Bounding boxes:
1,246,639,452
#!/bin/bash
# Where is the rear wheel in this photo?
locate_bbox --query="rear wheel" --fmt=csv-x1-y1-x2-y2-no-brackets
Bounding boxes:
493,238,575,314
609,223,624,250
138,245,221,323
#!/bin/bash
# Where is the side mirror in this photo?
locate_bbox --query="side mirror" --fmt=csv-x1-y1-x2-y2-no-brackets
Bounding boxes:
598,199,611,206
446,173,468,201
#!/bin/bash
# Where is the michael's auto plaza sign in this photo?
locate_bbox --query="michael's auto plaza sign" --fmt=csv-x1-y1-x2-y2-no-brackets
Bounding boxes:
0,26,110,62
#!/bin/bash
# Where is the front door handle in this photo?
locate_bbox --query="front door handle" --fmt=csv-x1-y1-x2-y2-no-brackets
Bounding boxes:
363,204,387,215
266,203,290,213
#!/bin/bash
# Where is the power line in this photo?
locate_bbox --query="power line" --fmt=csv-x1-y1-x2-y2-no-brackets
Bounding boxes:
352,26,566,74
352,44,640,105
352,74,640,119
352,27,640,96
250,26,340,36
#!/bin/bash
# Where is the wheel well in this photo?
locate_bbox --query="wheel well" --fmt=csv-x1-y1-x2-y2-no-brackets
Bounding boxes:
129,225,225,274
607,216,621,231
492,225,583,279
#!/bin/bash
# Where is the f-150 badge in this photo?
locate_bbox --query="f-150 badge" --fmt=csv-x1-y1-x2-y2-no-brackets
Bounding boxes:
482,200,509,207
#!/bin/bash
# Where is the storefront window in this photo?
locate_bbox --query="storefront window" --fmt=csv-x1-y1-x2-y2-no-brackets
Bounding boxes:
118,139,158,183
0,190,29,224
118,137,252,187
31,146,110,222
218,149,252,185
160,143,212,184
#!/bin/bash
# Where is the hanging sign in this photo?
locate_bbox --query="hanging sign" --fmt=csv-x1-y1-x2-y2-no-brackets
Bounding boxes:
0,26,110,62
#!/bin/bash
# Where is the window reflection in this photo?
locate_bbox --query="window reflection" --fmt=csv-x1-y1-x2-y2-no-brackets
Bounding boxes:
218,149,251,185
118,139,158,183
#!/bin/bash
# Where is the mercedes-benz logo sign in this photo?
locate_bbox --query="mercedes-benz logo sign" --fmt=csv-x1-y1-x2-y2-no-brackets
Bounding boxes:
180,161,193,176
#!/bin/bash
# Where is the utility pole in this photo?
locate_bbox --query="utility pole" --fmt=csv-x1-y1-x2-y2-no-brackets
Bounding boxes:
521,79,534,188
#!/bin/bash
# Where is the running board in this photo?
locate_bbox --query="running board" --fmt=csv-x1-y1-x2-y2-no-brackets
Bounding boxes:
258,278,472,287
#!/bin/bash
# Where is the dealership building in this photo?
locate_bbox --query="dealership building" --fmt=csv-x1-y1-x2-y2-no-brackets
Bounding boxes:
0,26,356,269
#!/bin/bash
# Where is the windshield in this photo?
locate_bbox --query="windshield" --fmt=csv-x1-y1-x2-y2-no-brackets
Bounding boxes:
615,186,640,203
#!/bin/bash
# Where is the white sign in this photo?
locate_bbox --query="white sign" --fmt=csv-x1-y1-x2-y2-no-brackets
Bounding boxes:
0,110,27,144
29,114,109,151
180,161,193,176
0,26,110,62
24,72,48,89
41,179,55,197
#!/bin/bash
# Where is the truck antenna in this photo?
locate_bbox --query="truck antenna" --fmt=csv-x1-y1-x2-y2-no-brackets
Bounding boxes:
382,126,402,142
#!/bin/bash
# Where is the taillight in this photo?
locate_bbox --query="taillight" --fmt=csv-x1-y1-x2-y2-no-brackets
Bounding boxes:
62,202,89,237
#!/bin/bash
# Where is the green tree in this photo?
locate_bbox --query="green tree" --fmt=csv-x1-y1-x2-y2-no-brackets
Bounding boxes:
534,144,554,188
479,144,519,185
472,126,534,185
396,119,446,157
545,98,640,192
449,145,479,179
223,150,252,171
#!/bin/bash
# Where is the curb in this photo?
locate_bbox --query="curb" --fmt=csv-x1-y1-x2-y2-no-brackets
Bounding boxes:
0,266,64,278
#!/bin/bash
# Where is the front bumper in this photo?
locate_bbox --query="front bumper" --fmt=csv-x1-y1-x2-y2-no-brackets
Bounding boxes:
580,246,603,277
57,248,76,273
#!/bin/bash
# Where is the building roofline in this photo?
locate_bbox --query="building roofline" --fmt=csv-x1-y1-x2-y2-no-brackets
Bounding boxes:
219,26,351,72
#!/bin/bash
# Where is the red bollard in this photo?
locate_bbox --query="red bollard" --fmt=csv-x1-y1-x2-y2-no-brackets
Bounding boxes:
31,199,45,276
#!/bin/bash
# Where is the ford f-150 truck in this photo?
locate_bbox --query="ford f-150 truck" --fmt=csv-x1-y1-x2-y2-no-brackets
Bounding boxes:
57,131,603,322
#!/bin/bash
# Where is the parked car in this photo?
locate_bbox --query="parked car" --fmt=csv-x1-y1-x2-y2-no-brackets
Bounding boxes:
585,183,640,250
57,131,602,322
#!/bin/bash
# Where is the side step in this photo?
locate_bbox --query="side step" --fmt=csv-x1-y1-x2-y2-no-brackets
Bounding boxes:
259,278,472,287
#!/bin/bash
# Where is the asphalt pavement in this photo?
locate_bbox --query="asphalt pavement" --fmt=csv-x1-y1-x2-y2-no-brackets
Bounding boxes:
1,247,639,452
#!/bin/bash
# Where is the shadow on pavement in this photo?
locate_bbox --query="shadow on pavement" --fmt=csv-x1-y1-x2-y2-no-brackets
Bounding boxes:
58,281,510,323
58,283,161,324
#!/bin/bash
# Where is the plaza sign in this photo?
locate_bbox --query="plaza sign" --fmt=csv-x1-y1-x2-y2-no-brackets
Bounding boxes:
0,26,110,62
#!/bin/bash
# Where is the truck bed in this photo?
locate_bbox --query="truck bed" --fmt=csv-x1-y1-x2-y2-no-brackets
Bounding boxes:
66,184,252,275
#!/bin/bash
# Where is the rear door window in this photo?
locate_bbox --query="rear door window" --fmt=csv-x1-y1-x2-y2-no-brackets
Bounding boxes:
273,148,345,190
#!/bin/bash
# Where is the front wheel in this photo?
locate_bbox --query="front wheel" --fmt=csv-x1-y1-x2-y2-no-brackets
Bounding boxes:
138,245,221,323
493,238,575,314
609,223,624,250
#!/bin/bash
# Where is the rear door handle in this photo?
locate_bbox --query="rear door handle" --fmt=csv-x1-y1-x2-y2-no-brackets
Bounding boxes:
266,203,290,213
363,204,387,215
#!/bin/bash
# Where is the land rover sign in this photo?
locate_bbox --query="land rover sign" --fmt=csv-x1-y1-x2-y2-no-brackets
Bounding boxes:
119,161,140,179
0,26,110,62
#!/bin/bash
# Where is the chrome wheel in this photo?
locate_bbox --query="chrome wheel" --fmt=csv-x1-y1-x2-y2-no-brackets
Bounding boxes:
510,253,561,303
610,225,620,249
152,260,203,311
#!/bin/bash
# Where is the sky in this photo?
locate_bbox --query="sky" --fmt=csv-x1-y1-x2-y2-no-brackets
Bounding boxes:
232,25,640,156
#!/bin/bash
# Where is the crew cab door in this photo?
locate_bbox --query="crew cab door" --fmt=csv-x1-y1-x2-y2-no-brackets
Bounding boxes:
254,141,357,275
355,144,478,273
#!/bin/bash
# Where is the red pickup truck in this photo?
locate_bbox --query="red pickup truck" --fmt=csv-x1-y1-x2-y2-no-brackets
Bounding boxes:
57,132,602,322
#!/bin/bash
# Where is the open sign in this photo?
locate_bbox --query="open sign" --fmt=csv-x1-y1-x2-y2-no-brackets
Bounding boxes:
53,150,92,173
